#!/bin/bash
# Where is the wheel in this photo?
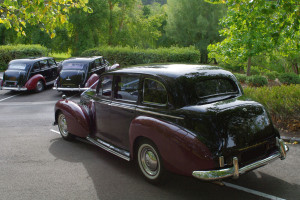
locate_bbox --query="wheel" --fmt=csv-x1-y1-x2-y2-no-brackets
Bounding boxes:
35,80,44,92
58,113,73,141
137,139,165,183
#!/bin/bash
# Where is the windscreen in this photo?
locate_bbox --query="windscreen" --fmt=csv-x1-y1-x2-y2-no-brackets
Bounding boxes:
62,63,85,70
8,63,27,70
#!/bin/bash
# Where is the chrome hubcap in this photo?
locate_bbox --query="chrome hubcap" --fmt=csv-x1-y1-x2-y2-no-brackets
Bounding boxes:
36,81,43,91
58,114,68,137
139,145,159,177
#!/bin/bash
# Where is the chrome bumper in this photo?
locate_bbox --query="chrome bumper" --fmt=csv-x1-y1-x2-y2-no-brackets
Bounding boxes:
1,86,27,91
192,137,288,181
53,87,88,92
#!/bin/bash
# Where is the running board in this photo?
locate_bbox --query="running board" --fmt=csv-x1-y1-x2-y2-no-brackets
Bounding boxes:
86,136,131,161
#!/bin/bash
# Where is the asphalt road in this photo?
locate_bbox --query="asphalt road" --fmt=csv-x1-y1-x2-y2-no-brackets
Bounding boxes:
0,87,299,200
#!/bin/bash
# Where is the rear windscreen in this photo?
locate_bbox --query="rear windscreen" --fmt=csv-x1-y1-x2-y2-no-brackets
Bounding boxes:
63,63,85,70
8,64,27,70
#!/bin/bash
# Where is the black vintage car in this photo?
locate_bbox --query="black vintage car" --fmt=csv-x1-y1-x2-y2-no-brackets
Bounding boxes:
53,56,119,92
54,64,288,183
0,57,58,92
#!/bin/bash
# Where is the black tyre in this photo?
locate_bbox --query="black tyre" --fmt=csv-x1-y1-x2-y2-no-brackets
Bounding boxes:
137,139,165,183
35,80,44,92
57,113,74,141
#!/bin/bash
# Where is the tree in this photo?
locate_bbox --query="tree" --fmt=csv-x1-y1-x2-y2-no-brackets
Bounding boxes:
0,0,91,38
165,0,226,63
207,0,299,75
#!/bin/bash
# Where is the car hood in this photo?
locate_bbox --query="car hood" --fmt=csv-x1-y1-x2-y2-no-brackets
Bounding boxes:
3,70,27,86
179,98,279,164
58,70,86,88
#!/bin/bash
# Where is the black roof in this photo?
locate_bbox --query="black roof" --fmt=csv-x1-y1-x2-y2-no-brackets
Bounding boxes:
107,64,234,80
9,57,54,65
62,56,103,64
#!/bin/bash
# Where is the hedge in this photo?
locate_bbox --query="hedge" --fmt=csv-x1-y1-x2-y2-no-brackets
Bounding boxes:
246,75,268,87
278,73,300,85
0,45,48,70
81,46,200,66
244,85,300,123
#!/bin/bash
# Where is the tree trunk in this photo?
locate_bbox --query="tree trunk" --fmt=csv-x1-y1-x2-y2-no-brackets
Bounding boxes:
108,1,114,46
246,56,251,76
292,62,299,75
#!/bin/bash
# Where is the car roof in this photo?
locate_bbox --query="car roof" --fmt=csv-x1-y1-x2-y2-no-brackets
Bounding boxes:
9,57,55,65
107,64,234,80
62,56,103,64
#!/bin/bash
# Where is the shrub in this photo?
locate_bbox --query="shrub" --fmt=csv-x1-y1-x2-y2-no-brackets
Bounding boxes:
250,66,261,75
234,73,247,83
81,46,200,66
243,85,300,123
246,75,268,87
0,45,48,70
265,72,276,81
278,73,300,85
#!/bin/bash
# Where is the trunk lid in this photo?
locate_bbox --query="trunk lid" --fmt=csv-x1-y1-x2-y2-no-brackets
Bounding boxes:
59,70,85,88
3,70,26,87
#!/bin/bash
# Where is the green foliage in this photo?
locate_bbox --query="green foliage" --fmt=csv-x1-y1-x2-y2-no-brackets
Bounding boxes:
278,73,300,85
0,0,91,38
166,0,226,63
265,72,277,81
207,0,299,75
81,46,200,66
234,73,247,83
0,45,48,70
246,75,268,87
244,85,300,122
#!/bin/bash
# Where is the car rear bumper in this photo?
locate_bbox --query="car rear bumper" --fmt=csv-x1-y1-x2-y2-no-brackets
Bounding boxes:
53,87,88,92
192,137,288,180
1,86,27,91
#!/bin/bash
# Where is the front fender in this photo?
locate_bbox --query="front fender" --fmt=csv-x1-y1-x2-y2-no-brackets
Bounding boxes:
25,74,46,90
55,99,90,138
129,116,216,176
85,74,99,88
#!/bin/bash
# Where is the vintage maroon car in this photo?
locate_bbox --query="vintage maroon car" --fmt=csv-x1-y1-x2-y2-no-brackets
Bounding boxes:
53,56,119,92
1,57,58,92
53,64,288,183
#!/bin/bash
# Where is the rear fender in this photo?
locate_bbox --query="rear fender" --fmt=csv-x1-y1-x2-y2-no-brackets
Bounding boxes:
0,79,3,87
85,74,99,88
25,74,46,90
55,99,91,138
129,116,216,176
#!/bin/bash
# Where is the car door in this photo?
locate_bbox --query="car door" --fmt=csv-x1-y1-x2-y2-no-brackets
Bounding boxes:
48,58,58,81
94,74,139,150
29,62,41,78
39,59,50,81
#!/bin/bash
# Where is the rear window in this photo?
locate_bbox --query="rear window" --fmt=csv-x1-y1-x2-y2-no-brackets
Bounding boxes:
63,63,85,70
8,64,27,70
196,79,238,98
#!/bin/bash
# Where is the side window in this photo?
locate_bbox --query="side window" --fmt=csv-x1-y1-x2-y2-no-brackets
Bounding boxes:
48,59,55,66
143,78,167,105
40,60,48,69
95,59,101,67
32,62,40,72
97,75,113,97
114,75,139,102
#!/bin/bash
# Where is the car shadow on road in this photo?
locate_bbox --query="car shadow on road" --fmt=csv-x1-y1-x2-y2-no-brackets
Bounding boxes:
48,138,299,200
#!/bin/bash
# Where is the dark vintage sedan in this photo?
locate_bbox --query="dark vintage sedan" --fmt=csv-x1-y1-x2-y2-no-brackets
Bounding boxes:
53,56,119,92
53,64,288,183
0,57,58,92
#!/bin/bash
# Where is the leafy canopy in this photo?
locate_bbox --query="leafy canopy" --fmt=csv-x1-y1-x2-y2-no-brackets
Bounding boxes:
0,0,92,38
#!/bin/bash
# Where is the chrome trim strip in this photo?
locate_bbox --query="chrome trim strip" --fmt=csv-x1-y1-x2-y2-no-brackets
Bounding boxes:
192,137,288,181
53,87,88,91
110,102,136,111
2,87,27,91
136,108,184,120
86,136,130,161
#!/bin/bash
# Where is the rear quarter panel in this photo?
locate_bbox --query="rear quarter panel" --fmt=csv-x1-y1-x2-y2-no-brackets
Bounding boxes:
129,116,216,176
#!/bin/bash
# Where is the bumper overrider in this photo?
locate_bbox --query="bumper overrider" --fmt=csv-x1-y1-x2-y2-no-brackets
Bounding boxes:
192,137,289,180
